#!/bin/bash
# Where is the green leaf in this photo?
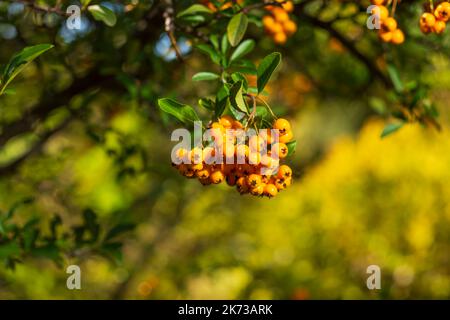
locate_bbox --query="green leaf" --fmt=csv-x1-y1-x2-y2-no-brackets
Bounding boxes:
227,13,248,47
158,98,200,125
199,98,215,111
196,44,221,65
381,122,404,138
0,242,21,259
230,39,255,64
215,85,230,118
221,34,230,56
0,44,53,95
286,140,297,156
257,52,281,94
177,4,212,18
387,64,404,93
88,5,117,27
192,72,220,82
229,81,248,114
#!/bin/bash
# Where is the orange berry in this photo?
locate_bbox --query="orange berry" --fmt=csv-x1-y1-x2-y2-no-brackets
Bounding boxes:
273,8,289,23
371,0,385,5
435,3,450,22
210,170,224,184
250,184,265,196
391,29,405,44
279,130,293,143
382,17,397,32
273,118,291,134
379,30,393,42
372,5,389,21
264,184,278,198
271,142,288,159
273,32,287,44
196,167,210,179
247,174,262,188
421,13,436,28
282,1,294,13
433,20,446,34
277,165,292,179
236,176,249,194
283,20,297,35
219,115,234,128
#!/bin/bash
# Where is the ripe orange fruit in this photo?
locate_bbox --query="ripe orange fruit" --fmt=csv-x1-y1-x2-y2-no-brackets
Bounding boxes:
421,13,436,28
383,17,397,32
264,184,278,197
433,20,446,34
210,170,224,184
273,118,291,134
277,165,292,179
391,29,405,44
279,130,293,143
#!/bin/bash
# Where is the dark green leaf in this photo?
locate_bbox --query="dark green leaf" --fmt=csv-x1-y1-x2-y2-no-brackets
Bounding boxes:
177,4,212,18
196,44,222,65
88,5,117,27
158,98,200,125
215,85,230,118
199,98,215,111
257,52,281,94
230,39,255,64
1,44,53,95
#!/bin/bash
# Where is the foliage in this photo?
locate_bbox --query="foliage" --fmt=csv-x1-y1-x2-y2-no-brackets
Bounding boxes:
0,0,449,299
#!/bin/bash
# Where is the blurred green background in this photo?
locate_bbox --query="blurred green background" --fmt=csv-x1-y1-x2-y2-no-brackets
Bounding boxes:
0,0,449,299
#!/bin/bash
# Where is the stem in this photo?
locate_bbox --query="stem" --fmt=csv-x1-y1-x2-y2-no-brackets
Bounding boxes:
255,96,277,120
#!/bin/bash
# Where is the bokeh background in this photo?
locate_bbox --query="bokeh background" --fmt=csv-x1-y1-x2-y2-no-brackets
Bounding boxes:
0,0,449,299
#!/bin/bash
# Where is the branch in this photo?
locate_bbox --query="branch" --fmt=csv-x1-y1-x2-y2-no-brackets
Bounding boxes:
294,11,392,88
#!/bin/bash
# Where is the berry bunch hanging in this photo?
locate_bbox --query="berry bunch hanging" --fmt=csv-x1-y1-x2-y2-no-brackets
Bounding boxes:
263,1,297,44
420,1,450,34
172,116,294,198
159,5,297,199
371,0,405,44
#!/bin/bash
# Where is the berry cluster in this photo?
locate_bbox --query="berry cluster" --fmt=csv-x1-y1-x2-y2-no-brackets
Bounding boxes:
420,2,450,34
371,1,405,44
263,1,297,45
172,116,294,198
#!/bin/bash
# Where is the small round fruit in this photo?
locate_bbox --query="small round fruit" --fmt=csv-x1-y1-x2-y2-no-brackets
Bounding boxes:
196,168,210,180
273,118,291,134
250,184,265,196
433,20,446,34
391,29,405,44
382,17,397,32
421,13,436,28
210,170,224,184
271,142,288,159
283,20,297,35
379,30,393,42
277,165,292,179
372,5,389,21
279,130,293,143
236,177,249,194
219,115,234,128
435,3,450,22
247,174,262,188
264,184,278,198
273,32,287,44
